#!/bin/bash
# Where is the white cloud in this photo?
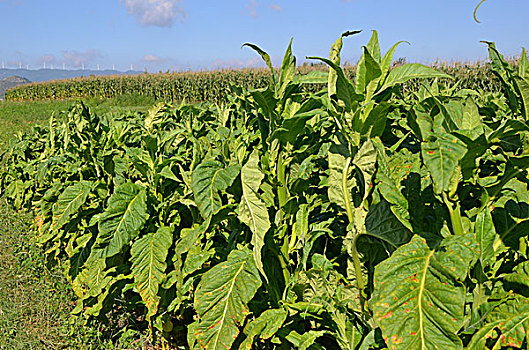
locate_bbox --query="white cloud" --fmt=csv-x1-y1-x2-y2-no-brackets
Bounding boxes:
245,0,258,18
62,49,103,67
269,3,281,12
143,54,165,62
121,0,185,27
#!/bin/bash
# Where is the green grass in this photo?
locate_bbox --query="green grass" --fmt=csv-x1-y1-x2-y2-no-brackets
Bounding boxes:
0,97,154,349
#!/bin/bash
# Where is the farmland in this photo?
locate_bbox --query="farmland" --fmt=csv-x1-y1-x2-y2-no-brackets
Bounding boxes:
4,61,504,104
1,28,529,349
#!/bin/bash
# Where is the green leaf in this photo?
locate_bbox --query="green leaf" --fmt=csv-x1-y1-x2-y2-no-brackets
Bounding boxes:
353,138,377,201
515,76,529,119
285,330,327,350
307,55,361,111
361,104,390,138
468,297,529,349
193,248,262,350
366,30,381,63
503,262,529,289
250,89,278,120
355,47,382,95
364,200,411,250
474,206,496,267
94,182,149,258
460,97,484,139
191,160,241,219
483,41,519,114
238,151,271,281
328,30,362,100
379,41,408,80
240,309,288,349
130,226,172,319
278,38,296,98
372,234,478,349
271,108,324,145
243,43,277,87
378,64,452,94
421,132,467,195
328,138,353,210
373,139,413,230
51,180,92,232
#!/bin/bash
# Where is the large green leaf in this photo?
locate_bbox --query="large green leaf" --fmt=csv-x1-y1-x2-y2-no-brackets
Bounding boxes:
191,160,241,219
363,200,411,250
238,151,271,281
94,182,149,258
379,41,408,80
278,38,296,98
130,226,172,319
242,43,277,87
421,132,467,195
378,64,452,94
355,47,382,95
373,139,413,230
474,206,496,267
328,138,353,211
307,55,361,111
366,30,381,63
372,234,478,349
51,180,92,232
468,297,529,349
515,76,529,119
353,139,377,201
328,30,361,101
192,248,261,350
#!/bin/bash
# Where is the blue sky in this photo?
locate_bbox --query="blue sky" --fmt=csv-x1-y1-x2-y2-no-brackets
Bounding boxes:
0,0,527,72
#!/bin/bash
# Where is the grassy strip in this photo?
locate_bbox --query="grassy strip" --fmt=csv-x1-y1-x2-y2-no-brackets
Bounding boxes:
0,200,150,349
0,98,154,349
0,200,82,349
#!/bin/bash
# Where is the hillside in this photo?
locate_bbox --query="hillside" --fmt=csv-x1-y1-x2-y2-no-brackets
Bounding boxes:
0,68,142,83
0,76,31,100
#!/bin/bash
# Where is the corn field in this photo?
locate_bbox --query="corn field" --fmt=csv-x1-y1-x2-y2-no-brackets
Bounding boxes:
4,61,504,103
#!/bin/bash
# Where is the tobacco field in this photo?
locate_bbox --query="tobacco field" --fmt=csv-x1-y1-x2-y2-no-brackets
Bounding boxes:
2,30,529,349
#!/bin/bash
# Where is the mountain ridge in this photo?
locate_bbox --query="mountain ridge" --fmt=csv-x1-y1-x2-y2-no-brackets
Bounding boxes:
0,76,31,100
0,68,143,83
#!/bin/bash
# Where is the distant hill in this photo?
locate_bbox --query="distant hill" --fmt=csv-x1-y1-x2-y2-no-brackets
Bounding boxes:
0,76,31,99
0,68,143,83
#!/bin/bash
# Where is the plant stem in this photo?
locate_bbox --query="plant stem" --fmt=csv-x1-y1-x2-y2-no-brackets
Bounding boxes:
277,154,287,217
343,158,354,223
343,157,366,308
443,192,465,235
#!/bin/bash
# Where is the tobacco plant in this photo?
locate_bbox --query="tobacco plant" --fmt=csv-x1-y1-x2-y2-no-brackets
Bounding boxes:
2,31,529,349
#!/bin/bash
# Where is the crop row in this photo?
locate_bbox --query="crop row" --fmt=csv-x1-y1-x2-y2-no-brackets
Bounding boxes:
2,32,529,349
4,59,503,103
